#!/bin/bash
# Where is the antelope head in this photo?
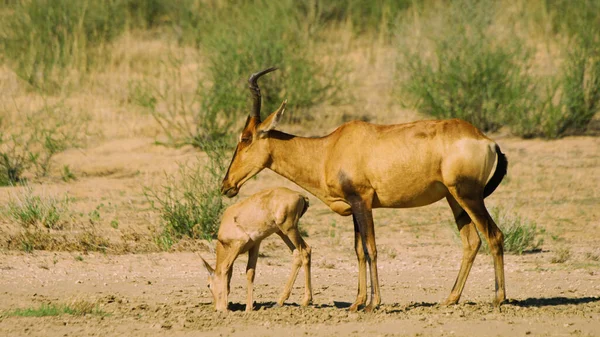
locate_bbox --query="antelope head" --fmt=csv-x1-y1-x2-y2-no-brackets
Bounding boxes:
200,255,229,311
221,67,286,198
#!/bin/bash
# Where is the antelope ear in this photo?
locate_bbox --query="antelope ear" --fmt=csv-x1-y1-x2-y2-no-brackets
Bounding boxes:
256,100,286,137
199,254,215,277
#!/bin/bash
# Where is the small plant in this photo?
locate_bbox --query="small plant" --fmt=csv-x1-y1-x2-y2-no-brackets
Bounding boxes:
145,140,229,249
551,246,571,264
61,165,77,182
491,207,544,255
74,255,84,262
584,252,600,262
6,187,70,230
447,206,543,255
8,301,106,317
88,209,101,225
328,219,341,246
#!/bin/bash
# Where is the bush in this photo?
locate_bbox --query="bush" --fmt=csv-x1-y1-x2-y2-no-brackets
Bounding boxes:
130,1,346,145
397,0,600,138
397,0,535,133
448,206,543,255
145,140,229,249
129,56,209,147
0,102,88,185
294,0,413,37
490,207,543,255
0,0,127,91
6,186,70,230
196,0,345,127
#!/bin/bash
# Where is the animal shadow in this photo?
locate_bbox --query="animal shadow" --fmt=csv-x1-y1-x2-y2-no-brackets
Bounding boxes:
506,296,600,308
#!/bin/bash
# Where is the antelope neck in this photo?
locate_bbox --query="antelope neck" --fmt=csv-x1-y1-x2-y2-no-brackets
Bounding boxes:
266,131,328,201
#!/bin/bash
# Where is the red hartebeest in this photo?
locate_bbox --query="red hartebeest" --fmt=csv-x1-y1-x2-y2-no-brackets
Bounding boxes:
221,67,508,312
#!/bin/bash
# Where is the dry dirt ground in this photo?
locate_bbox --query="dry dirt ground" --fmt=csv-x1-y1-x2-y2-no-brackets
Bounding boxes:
0,133,599,337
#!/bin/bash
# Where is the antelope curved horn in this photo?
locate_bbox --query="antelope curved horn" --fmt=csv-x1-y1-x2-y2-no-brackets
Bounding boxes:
248,67,278,120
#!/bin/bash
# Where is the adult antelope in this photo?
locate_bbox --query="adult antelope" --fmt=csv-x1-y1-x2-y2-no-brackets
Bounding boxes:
221,67,508,312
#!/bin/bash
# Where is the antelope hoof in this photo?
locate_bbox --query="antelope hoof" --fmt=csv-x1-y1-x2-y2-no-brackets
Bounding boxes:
493,297,505,308
364,302,378,313
441,297,459,306
348,302,363,312
277,299,285,307
300,297,312,307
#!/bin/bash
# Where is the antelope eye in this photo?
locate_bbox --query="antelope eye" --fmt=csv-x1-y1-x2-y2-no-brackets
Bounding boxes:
240,137,251,144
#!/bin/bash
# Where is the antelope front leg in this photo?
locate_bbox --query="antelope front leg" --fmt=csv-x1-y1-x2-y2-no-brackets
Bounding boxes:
348,215,368,312
356,204,381,312
245,245,260,312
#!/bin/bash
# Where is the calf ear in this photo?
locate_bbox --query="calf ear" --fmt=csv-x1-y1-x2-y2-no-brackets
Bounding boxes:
199,254,215,277
256,100,286,138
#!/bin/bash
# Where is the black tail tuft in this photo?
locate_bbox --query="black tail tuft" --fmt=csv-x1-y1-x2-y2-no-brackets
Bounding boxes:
483,144,508,199
299,195,310,217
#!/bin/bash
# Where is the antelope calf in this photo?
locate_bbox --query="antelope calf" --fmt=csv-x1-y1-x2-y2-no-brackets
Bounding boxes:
200,187,312,312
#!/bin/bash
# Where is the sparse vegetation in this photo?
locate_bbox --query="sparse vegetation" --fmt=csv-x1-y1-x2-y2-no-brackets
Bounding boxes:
396,0,600,138
6,186,70,230
398,0,534,133
2,186,114,253
490,207,544,255
145,140,229,250
448,207,543,255
551,246,572,264
7,301,106,317
0,102,87,185
0,0,127,91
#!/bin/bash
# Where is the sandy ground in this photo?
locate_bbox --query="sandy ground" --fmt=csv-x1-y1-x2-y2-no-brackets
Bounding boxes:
0,133,599,337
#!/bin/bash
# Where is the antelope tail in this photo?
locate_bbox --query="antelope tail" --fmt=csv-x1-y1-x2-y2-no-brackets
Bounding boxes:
484,144,508,199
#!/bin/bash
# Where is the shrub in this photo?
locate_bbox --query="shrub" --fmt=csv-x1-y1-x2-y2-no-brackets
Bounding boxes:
397,0,600,138
196,0,345,126
397,0,535,133
489,207,543,255
0,102,87,185
551,246,571,264
145,140,229,249
6,186,70,230
294,0,413,37
0,0,127,91
131,1,346,145
8,301,106,317
129,57,206,147
448,206,543,255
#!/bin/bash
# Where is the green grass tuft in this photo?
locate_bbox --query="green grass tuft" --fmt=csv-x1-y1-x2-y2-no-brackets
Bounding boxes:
448,206,543,255
8,301,107,317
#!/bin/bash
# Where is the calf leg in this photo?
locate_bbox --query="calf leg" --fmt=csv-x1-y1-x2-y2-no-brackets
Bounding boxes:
276,229,312,306
245,244,260,312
